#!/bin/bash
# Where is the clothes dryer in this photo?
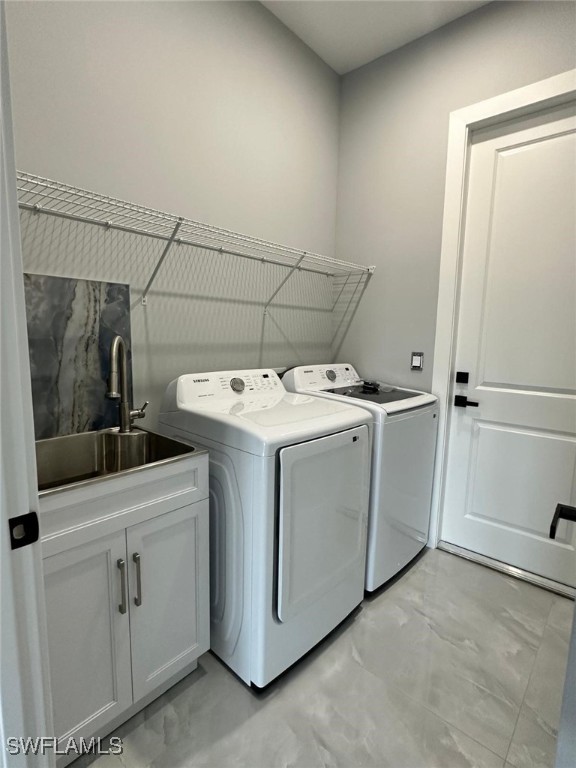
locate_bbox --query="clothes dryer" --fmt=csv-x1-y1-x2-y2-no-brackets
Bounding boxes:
158,369,371,687
283,364,438,591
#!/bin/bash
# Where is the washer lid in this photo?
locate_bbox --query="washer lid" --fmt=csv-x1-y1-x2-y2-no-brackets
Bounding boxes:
282,364,437,416
160,369,371,456
325,384,422,404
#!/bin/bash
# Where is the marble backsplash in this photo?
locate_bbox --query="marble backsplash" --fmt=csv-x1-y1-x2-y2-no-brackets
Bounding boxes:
24,274,132,439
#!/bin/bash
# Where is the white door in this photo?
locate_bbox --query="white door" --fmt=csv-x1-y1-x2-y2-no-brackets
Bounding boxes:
128,503,210,701
441,101,576,586
43,531,132,742
277,426,369,622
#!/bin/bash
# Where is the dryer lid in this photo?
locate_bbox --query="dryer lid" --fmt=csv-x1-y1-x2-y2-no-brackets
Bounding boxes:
160,369,371,455
236,393,352,426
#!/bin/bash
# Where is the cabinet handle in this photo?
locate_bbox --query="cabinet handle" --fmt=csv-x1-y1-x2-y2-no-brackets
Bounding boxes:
117,559,127,615
133,552,142,606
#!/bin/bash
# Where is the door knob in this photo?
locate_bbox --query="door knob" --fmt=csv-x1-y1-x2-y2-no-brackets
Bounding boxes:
549,503,576,539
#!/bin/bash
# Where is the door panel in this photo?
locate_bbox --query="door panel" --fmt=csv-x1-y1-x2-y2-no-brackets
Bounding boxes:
480,130,576,392
441,102,576,586
128,502,209,701
468,424,575,540
277,426,369,622
43,530,132,741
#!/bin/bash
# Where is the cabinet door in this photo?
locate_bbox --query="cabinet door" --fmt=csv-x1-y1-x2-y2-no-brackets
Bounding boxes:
43,531,132,742
128,501,209,701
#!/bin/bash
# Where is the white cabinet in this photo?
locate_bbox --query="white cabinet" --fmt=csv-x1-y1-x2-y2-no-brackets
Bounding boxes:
128,504,208,701
40,450,209,755
43,530,132,742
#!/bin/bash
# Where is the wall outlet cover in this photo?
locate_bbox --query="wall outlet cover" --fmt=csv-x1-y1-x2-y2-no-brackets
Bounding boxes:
411,352,424,370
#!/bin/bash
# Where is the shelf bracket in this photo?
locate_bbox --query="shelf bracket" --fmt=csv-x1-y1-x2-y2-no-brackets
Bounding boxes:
331,273,352,312
263,252,307,314
141,217,183,305
331,271,373,353
258,252,306,367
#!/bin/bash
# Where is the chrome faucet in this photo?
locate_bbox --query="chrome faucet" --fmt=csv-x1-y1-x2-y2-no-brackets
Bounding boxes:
106,335,148,433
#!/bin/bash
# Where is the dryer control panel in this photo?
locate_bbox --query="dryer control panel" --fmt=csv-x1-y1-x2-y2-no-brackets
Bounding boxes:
283,364,361,392
174,369,284,406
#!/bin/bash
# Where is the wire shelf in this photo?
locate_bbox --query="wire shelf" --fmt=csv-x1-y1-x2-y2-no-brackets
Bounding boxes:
17,171,374,374
16,172,375,286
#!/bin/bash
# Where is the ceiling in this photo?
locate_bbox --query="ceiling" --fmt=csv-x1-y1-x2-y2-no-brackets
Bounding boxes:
261,1,492,74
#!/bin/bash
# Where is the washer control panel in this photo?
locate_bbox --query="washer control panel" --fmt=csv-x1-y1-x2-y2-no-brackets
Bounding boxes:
177,369,284,404
283,364,361,392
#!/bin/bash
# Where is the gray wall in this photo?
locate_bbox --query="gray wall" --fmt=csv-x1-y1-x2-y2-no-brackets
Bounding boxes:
336,1,576,390
6,1,341,424
7,1,576,419
6,0,339,255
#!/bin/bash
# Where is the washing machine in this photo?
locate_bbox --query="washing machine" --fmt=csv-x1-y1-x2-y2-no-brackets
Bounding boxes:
283,364,438,591
158,369,371,687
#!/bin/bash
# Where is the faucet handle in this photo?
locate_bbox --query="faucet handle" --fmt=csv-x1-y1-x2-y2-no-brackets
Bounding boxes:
131,401,149,420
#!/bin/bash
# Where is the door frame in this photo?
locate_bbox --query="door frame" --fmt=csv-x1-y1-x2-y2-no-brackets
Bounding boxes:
429,69,576,549
0,2,54,765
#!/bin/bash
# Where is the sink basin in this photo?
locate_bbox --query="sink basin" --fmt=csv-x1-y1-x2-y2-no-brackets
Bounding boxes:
36,428,196,493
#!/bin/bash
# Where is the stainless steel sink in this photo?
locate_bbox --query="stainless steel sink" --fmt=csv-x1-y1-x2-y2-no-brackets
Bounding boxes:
36,428,196,493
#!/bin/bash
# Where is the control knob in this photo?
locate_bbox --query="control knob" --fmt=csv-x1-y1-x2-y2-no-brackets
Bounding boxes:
230,377,245,393
325,369,337,382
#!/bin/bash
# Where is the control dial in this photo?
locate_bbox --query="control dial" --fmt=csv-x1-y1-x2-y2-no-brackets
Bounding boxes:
325,369,337,382
230,377,245,393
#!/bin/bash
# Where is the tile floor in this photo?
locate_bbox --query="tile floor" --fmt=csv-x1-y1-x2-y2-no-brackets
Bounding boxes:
80,549,573,768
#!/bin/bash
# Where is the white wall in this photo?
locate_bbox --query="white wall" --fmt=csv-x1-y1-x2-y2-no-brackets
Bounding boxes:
6,0,341,424
336,1,576,390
